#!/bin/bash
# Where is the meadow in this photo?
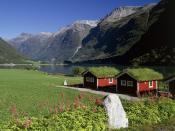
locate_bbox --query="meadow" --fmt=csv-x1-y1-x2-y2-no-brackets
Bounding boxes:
0,69,102,122
0,68,175,130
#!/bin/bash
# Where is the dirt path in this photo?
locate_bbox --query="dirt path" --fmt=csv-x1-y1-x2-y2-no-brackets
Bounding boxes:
57,85,139,101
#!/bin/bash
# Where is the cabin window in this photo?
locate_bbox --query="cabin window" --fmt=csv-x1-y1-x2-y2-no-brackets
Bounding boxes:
86,77,94,83
121,80,126,86
149,81,153,88
127,81,133,87
109,78,113,84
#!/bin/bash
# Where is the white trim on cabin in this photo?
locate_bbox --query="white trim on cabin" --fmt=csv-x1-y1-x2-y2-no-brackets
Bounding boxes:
109,78,113,84
121,80,126,86
149,81,153,88
86,77,94,83
137,82,140,92
82,71,88,76
97,78,99,89
127,81,133,87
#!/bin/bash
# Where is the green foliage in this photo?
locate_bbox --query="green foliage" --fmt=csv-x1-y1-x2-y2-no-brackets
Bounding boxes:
151,117,175,131
123,98,175,127
0,69,86,122
1,69,175,130
21,65,39,70
118,117,175,131
1,97,175,130
1,106,108,130
0,38,25,64
158,81,168,91
88,66,120,77
125,68,164,81
72,66,86,76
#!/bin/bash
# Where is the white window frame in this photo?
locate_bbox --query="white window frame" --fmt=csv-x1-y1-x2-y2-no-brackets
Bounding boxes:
86,77,94,83
127,81,133,87
109,78,113,84
121,80,126,86
149,81,153,88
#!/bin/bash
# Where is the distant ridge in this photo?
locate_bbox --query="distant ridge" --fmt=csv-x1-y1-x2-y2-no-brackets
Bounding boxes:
0,38,24,63
9,20,98,63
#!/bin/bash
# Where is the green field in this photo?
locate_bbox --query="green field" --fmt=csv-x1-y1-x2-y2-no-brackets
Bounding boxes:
0,69,101,122
0,69,175,130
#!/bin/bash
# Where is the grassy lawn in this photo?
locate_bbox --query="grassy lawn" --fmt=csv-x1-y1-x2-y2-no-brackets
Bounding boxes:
0,69,101,122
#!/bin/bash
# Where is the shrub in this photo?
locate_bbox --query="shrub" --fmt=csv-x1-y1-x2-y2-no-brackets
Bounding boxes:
3,106,108,130
72,66,86,76
1,96,175,130
123,97,175,127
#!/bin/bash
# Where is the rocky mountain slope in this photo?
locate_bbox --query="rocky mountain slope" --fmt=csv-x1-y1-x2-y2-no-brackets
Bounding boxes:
8,0,174,66
37,20,98,63
0,38,24,63
71,4,157,62
9,32,52,59
118,0,175,65
9,20,98,63
78,0,174,66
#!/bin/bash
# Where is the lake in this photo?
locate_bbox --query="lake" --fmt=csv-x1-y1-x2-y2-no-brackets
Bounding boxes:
0,64,174,76
0,64,118,75
39,65,75,75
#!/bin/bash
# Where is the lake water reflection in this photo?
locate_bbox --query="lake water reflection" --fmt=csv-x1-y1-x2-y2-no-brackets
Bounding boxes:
39,65,75,75
0,64,117,75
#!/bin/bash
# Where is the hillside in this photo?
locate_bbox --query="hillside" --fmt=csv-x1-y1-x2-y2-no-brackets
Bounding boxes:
120,0,175,65
9,32,52,60
9,20,98,63
72,0,175,65
71,4,156,62
8,0,174,66
0,38,24,63
38,20,98,63
88,0,174,66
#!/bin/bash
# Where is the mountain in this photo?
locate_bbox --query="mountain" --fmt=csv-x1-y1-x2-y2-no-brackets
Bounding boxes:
0,38,24,63
9,0,173,66
71,4,157,62
9,20,98,63
9,32,52,59
118,0,175,66
77,0,174,66
37,20,98,63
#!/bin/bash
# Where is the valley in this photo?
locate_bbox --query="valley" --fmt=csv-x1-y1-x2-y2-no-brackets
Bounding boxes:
0,0,175,130
0,0,173,66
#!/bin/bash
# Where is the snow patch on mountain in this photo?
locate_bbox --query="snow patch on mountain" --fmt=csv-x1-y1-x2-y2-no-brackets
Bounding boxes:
103,6,141,23
74,20,98,27
39,32,53,36
53,20,98,37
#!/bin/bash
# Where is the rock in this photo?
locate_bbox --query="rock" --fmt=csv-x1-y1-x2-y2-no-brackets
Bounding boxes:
103,94,128,129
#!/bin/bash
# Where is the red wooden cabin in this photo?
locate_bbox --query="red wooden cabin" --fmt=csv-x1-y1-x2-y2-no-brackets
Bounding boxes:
82,67,119,89
116,68,163,96
165,75,175,98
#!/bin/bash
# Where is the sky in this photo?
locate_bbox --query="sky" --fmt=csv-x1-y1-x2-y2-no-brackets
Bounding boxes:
0,0,160,39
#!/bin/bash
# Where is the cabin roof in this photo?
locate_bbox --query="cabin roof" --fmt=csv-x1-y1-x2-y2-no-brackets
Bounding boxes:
117,68,164,81
85,67,120,78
